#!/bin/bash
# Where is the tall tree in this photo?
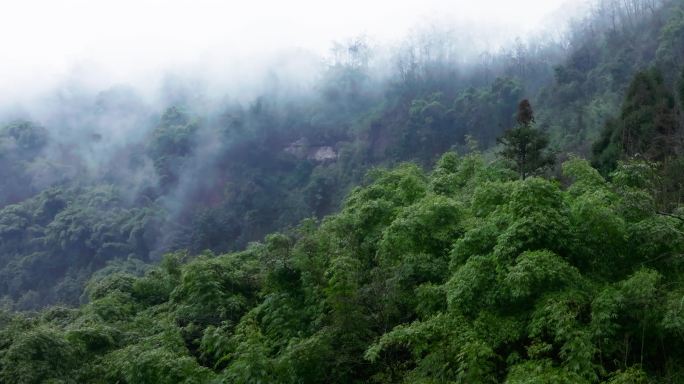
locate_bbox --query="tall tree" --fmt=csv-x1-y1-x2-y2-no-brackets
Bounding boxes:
497,100,554,179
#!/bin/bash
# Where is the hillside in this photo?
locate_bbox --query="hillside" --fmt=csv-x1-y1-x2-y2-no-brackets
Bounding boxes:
0,0,684,382
2,0,682,311
2,153,683,382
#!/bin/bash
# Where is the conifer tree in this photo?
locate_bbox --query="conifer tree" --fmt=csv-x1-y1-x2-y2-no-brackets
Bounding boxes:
497,100,554,179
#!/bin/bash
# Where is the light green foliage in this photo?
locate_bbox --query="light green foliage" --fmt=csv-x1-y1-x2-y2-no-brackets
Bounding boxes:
662,283,684,331
85,273,136,301
378,194,462,268
503,251,582,300
447,255,498,316
506,360,589,383
219,319,277,384
605,367,650,384
0,151,683,383
365,313,498,383
563,156,608,196
171,251,260,332
429,151,462,195
101,322,214,384
494,178,571,262
610,160,659,221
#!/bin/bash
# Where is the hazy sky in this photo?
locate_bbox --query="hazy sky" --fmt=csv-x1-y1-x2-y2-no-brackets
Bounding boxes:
0,0,579,101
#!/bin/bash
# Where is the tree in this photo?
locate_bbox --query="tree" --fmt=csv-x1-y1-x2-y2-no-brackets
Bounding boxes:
497,100,554,179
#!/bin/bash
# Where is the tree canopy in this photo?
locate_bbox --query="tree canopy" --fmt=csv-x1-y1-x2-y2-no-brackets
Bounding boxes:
1,152,683,383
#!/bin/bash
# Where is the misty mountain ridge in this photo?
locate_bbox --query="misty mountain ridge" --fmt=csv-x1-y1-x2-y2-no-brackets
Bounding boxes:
0,0,683,382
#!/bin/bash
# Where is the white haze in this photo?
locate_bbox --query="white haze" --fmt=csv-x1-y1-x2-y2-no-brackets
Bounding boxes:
0,0,584,105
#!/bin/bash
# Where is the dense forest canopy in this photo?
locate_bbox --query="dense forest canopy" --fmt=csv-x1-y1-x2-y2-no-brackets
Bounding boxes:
1,0,684,382
2,152,683,383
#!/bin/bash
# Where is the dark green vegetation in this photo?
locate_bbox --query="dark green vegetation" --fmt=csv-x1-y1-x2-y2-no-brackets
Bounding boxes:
2,154,683,383
497,99,555,179
1,0,684,382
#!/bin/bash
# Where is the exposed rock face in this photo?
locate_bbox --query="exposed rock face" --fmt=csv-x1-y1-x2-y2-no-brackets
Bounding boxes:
284,138,309,158
285,138,337,162
310,146,337,161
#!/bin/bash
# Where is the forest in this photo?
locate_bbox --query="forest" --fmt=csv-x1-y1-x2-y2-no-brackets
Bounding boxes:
1,0,684,382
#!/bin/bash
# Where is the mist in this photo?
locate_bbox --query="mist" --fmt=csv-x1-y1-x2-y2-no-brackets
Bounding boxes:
0,0,592,241
0,0,605,309
3,1,684,381
0,0,588,196
0,0,581,103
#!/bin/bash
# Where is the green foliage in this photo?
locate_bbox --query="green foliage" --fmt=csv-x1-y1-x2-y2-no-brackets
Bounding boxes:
0,121,50,207
0,327,78,384
101,321,214,384
497,101,555,179
593,68,680,173
3,2,684,382
452,77,524,147
147,107,200,188
171,251,260,329
563,156,608,195
506,359,589,383
0,187,163,309
606,367,650,384
85,273,136,301
503,250,582,300
656,5,684,70
0,151,682,383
